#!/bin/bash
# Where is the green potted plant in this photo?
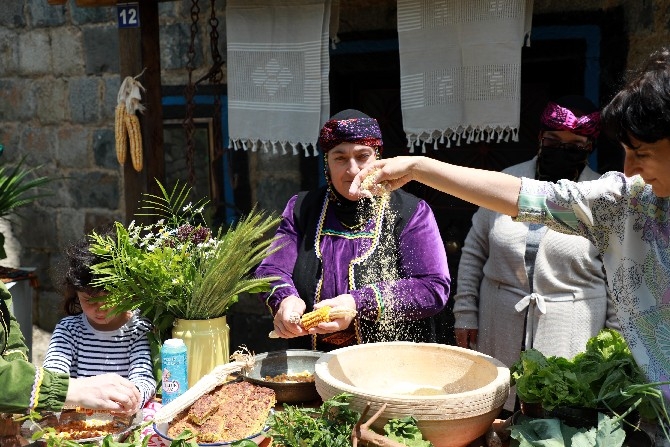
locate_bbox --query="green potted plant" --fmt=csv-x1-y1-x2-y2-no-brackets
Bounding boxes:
0,152,51,260
87,181,281,386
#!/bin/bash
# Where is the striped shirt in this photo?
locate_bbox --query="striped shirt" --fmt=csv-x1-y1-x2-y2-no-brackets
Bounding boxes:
43,312,156,407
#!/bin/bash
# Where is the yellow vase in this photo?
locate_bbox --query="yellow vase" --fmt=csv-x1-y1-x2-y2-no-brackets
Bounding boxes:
172,315,230,388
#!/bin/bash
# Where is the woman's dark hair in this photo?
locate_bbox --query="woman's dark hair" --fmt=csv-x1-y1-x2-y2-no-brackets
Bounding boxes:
602,47,670,147
62,230,110,316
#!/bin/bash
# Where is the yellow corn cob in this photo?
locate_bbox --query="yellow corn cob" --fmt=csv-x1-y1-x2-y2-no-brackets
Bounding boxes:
267,306,357,338
124,112,143,172
115,103,128,165
300,306,358,330
300,306,333,330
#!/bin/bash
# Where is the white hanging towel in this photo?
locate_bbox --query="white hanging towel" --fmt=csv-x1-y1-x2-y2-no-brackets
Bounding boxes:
397,0,534,152
226,0,331,156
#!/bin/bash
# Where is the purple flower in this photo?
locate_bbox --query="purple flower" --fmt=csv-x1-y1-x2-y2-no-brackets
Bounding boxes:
176,224,211,244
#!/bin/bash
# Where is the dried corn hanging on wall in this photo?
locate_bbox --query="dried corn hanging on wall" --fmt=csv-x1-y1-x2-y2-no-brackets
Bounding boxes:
115,75,146,172
124,113,143,172
115,103,128,164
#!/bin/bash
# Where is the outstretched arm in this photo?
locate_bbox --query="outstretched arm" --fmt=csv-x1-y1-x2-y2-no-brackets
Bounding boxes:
65,373,141,415
350,156,522,217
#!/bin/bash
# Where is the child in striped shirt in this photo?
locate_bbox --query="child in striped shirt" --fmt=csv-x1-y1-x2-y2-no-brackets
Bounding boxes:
43,232,156,408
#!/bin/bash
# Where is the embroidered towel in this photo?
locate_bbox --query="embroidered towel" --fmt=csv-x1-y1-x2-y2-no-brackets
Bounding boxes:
226,0,331,156
397,0,534,151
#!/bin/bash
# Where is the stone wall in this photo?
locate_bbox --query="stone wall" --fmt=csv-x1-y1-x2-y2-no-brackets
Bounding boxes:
1,0,670,332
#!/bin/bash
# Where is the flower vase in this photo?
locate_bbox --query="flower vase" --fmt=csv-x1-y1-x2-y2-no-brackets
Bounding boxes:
172,315,230,388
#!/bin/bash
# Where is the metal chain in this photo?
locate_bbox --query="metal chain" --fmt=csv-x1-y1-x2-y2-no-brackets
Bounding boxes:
208,0,224,161
208,0,224,83
183,0,200,188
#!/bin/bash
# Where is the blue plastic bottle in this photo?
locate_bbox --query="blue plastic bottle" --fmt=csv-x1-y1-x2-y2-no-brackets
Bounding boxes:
161,338,188,404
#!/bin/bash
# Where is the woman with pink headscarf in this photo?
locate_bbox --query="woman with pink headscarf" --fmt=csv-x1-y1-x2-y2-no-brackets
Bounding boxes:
452,96,620,412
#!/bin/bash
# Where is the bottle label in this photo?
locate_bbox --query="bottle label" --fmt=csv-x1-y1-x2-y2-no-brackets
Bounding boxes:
162,351,187,404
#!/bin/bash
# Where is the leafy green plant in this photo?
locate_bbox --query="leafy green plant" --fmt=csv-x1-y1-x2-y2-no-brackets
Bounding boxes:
269,393,432,447
268,393,362,447
0,155,51,259
384,416,433,446
511,329,670,439
88,181,281,343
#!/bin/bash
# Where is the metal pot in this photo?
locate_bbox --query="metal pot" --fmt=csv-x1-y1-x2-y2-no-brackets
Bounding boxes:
243,349,322,404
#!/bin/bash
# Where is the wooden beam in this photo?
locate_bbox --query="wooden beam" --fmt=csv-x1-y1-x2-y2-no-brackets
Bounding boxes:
139,0,165,203
117,0,164,223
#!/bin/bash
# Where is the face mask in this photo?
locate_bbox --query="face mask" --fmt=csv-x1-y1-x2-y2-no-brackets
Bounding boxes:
536,145,590,182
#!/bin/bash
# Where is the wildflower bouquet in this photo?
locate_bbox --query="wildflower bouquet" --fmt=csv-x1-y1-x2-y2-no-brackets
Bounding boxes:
87,182,281,346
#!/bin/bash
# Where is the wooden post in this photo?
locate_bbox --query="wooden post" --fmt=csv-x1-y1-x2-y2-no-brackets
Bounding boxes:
117,0,165,223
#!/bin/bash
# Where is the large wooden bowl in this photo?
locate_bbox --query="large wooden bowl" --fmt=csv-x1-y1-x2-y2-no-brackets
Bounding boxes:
314,342,510,447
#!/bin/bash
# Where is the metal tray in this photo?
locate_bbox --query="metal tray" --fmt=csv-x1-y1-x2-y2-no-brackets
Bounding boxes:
243,349,323,404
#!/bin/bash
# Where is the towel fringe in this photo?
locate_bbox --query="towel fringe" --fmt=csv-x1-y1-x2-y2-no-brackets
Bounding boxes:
405,125,519,149
227,138,319,156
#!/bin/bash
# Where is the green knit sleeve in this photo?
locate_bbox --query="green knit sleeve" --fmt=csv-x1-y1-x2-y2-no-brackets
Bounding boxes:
0,282,69,413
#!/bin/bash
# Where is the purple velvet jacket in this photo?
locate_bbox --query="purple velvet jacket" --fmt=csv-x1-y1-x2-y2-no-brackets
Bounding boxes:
256,190,450,342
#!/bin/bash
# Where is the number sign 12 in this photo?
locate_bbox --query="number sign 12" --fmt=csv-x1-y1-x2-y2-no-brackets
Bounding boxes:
117,3,140,29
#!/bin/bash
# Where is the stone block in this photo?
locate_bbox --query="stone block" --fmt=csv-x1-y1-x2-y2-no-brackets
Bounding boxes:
0,79,37,121
35,78,69,124
83,26,119,75
160,23,200,70
102,76,120,121
50,27,84,76
0,124,21,160
68,171,119,209
56,209,86,248
13,208,59,251
27,0,66,28
20,126,56,161
69,76,102,124
71,3,115,25
0,0,26,28
39,178,76,209
93,128,118,169
18,30,52,75
0,29,19,76
157,1,180,18
56,126,91,168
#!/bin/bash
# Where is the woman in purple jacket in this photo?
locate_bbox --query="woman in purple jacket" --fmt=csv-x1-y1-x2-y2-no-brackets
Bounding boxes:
256,109,451,351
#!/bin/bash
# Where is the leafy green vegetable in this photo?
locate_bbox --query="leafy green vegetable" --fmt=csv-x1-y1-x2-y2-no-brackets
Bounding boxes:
384,416,433,446
509,413,626,447
511,329,670,437
269,393,434,447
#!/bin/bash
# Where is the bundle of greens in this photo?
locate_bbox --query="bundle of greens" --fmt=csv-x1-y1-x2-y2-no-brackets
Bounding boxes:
511,329,670,433
268,393,433,447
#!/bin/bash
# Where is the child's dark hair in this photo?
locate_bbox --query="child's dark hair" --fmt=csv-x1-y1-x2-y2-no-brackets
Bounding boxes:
62,231,109,316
